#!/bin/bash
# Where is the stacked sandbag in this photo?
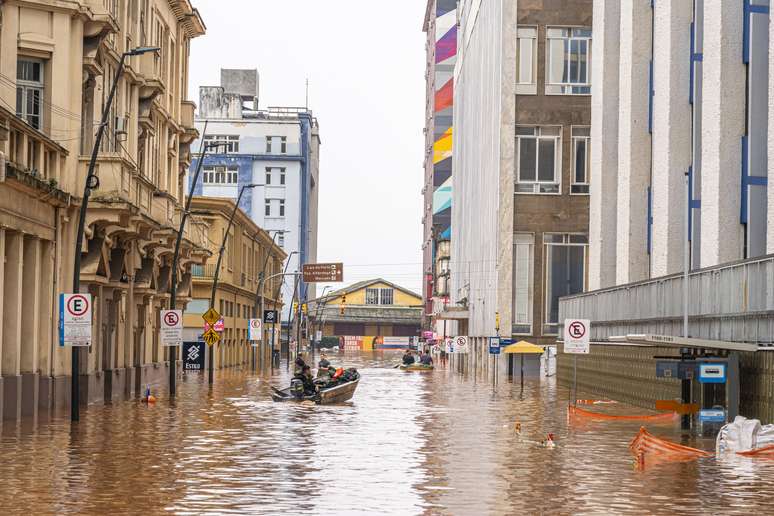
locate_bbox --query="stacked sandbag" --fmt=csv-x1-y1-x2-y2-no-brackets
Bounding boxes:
716,416,762,453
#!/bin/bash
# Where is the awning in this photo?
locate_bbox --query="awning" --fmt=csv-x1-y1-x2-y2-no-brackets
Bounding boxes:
503,340,545,354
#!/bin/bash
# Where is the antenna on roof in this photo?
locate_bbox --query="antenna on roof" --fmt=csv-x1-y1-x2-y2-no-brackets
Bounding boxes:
305,78,309,110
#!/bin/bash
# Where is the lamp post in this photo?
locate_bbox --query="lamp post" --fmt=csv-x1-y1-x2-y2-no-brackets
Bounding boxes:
207,183,263,385
168,126,228,397
71,46,159,422
253,230,287,371
310,286,331,363
272,251,298,369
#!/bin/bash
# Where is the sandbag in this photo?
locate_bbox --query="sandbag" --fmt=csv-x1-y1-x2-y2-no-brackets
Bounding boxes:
716,416,762,453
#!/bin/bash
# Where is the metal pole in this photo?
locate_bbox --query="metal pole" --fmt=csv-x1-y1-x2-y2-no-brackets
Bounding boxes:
253,231,280,372
272,251,298,369
168,121,211,396
286,273,299,370
573,355,578,406
71,52,128,422
682,170,691,430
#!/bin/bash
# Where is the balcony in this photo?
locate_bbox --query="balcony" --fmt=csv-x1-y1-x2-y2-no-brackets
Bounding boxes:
137,52,164,101
180,101,198,145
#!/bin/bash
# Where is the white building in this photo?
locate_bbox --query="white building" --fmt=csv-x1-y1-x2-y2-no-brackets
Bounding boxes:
191,69,320,321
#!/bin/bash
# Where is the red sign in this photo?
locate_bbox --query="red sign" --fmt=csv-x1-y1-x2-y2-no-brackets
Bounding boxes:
67,294,90,317
164,311,180,327
204,318,225,333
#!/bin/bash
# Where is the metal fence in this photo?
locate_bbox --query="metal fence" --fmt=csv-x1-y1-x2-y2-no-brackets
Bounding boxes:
559,254,774,346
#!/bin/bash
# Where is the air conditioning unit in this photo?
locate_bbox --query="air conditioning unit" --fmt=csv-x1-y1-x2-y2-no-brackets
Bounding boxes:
115,115,129,141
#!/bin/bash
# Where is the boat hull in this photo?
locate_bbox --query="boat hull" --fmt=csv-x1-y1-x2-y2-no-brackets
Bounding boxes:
399,364,434,372
271,379,359,404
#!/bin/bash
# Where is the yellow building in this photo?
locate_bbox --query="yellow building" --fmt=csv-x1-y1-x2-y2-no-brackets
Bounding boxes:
308,279,423,351
183,197,285,370
0,0,209,421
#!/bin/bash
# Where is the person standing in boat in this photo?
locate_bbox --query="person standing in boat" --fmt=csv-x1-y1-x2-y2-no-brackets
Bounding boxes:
294,354,307,374
402,350,415,366
294,365,317,396
318,353,330,369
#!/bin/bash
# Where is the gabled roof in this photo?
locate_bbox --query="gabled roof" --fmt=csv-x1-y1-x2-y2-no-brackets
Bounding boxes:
311,278,421,303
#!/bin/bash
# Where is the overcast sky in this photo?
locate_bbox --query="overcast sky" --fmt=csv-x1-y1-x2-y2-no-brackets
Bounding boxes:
188,0,427,295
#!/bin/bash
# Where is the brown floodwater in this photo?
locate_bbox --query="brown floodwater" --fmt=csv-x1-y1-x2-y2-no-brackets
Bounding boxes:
1,351,773,515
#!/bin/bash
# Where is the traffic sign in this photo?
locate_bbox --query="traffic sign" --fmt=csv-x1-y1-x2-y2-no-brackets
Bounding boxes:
59,293,92,347
315,330,322,342
263,310,279,323
564,319,590,354
248,319,262,342
204,318,225,333
160,309,183,346
698,363,727,384
452,336,469,354
302,262,343,283
203,328,221,347
202,307,220,325
489,337,501,355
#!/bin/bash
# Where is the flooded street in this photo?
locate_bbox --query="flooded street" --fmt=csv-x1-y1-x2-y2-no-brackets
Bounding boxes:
2,352,774,515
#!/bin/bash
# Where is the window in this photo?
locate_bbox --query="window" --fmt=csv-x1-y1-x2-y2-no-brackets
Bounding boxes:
543,234,588,334
277,232,285,248
279,200,285,217
379,288,394,305
571,127,590,194
512,234,534,335
280,137,287,154
516,126,561,194
546,28,592,95
265,167,272,185
265,167,286,185
203,134,239,153
365,288,379,305
516,27,537,95
280,168,286,185
202,166,238,185
185,299,210,314
265,199,271,216
16,58,44,130
266,136,288,154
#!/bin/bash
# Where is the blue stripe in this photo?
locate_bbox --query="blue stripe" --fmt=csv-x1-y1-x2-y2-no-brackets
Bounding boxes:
748,176,769,186
648,61,654,134
742,1,768,64
741,135,749,223
687,167,702,242
690,22,694,104
647,187,653,254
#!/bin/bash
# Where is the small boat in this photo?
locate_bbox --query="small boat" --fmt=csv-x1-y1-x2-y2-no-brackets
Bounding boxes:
399,364,434,372
271,376,360,404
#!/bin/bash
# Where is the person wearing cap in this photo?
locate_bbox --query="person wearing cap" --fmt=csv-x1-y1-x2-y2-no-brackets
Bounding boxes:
293,365,316,396
402,349,415,366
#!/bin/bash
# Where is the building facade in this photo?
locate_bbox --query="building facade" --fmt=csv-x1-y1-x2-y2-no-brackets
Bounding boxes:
0,0,208,421
556,0,774,423
191,69,321,322
308,279,423,351
449,0,592,358
422,1,457,335
182,198,285,370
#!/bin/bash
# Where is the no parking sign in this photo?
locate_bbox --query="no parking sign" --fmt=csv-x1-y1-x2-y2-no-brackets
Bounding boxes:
564,319,590,354
161,310,183,346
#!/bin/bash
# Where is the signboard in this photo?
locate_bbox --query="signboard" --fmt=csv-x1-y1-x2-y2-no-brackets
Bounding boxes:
203,328,221,347
342,335,363,351
59,293,92,347
698,363,727,384
203,318,225,333
656,361,697,380
160,309,183,346
699,408,726,423
444,338,452,354
202,307,221,325
489,337,501,355
500,338,514,346
264,310,279,324
563,319,590,354
452,336,469,354
315,330,323,342
183,342,205,371
302,262,344,283
422,330,434,340
248,319,262,342
380,336,411,349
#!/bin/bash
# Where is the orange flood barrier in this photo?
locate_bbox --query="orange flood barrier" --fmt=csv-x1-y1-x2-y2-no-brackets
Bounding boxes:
737,444,774,457
629,427,713,461
568,405,678,422
575,399,617,406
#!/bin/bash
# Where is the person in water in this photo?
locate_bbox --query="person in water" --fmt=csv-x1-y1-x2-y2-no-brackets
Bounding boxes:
402,350,415,365
420,351,433,366
318,353,330,369
293,365,317,395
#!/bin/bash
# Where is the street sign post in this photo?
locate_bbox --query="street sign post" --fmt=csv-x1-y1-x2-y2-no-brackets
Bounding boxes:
203,328,221,347
248,319,262,344
489,337,501,355
160,309,183,346
59,293,92,347
452,336,469,354
564,318,591,406
302,263,343,283
315,330,323,342
183,342,205,371
202,307,220,325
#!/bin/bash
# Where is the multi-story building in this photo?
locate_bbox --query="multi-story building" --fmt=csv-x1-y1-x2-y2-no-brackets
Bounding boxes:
191,69,320,327
182,197,285,370
558,0,774,422
448,0,592,369
0,0,208,421
422,1,457,336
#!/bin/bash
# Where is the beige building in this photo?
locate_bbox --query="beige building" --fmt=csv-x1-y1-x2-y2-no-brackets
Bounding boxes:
183,197,285,370
0,0,208,421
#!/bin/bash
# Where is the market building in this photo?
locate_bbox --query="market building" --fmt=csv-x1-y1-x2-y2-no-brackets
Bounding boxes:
0,0,209,422
182,197,285,370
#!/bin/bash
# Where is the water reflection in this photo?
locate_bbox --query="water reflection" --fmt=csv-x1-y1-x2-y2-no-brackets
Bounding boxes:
1,352,774,514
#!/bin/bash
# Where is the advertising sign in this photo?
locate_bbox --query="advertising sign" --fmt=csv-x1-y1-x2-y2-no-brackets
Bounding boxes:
698,363,727,384
263,310,279,324
248,319,262,342
563,319,591,354
59,293,92,347
183,341,205,371
160,309,183,346
315,330,323,342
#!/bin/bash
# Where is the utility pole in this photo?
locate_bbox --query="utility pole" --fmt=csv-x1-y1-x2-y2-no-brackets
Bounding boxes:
71,46,159,421
272,251,298,369
253,230,282,372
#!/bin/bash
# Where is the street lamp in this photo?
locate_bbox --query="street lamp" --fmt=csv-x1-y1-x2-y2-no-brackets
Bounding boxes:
168,126,229,396
274,251,298,369
71,45,159,422
207,183,263,385
309,285,331,363
252,229,290,371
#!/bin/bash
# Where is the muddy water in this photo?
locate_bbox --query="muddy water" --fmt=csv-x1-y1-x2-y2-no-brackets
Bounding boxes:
1,352,773,515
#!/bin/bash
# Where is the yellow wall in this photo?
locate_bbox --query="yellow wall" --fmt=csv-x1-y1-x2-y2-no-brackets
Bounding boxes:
326,282,421,306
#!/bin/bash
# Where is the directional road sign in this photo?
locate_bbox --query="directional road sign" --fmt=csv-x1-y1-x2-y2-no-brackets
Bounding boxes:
248,318,262,342
202,307,221,325
59,293,92,347
564,319,590,354
302,263,343,283
203,328,221,347
160,309,183,346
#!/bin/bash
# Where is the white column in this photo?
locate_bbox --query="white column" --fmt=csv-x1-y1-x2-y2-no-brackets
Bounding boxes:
589,0,621,290
37,241,53,376
2,232,23,376
616,0,652,284
700,0,745,267
650,0,693,277
20,237,41,374
768,2,774,254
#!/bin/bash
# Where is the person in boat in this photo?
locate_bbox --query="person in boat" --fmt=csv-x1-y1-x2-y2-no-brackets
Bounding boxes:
293,365,317,396
294,354,307,374
402,350,415,366
419,351,433,366
318,353,330,369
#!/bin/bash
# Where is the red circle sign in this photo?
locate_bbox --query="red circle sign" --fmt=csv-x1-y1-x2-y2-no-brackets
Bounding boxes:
67,295,89,317
569,321,586,339
250,320,260,328
164,311,180,327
